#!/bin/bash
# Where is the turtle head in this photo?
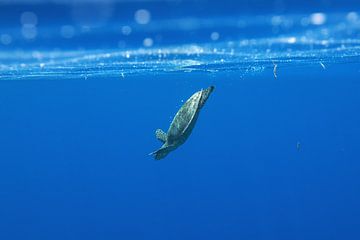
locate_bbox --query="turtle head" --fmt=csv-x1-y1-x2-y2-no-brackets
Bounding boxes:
199,85,215,108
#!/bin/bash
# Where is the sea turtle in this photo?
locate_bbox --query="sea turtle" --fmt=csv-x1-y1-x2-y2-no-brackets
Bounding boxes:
150,86,215,160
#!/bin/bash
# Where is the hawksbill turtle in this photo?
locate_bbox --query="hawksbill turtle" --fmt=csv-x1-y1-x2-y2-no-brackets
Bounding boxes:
150,86,215,160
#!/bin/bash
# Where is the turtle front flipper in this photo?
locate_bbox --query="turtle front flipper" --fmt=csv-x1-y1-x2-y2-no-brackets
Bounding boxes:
155,129,167,143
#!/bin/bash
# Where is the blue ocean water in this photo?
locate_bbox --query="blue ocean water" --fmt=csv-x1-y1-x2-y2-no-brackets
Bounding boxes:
1,0,360,239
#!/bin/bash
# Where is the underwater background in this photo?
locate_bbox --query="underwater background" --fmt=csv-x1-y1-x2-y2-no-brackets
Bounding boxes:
1,0,360,239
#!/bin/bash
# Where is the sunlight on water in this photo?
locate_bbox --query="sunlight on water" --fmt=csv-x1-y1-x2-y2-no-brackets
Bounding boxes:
0,12,359,80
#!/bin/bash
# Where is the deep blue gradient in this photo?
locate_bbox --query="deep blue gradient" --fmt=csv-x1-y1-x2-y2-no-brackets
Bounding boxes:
1,1,360,240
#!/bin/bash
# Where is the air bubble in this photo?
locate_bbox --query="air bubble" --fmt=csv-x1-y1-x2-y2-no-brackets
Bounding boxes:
20,12,38,26
22,25,37,40
0,34,12,45
134,9,151,24
143,38,153,47
310,13,326,25
347,12,358,22
271,16,282,26
60,25,75,39
121,26,132,35
210,32,220,41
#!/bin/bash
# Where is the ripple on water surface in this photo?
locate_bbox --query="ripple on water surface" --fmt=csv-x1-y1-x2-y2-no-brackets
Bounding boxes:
0,13,360,80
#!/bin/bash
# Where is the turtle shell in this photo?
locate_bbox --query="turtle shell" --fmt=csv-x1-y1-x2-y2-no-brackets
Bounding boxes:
166,90,203,143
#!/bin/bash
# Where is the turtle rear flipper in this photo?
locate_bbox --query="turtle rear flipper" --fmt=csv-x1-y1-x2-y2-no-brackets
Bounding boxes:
149,147,170,160
155,129,167,143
